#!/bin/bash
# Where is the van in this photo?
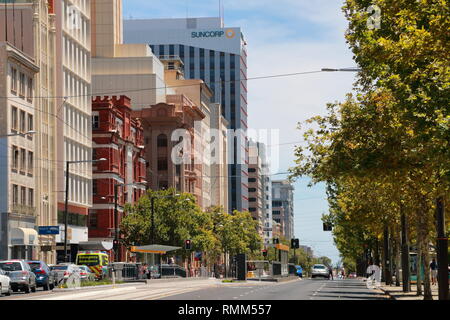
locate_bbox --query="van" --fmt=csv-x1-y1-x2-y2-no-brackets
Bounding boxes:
75,251,109,279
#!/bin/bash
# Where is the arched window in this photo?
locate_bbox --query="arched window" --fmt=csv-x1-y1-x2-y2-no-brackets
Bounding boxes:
157,134,168,147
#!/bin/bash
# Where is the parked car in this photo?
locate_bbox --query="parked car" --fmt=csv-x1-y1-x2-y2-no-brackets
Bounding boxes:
50,264,81,285
295,265,303,278
0,260,36,293
77,266,96,282
311,264,330,279
0,268,12,296
27,261,57,291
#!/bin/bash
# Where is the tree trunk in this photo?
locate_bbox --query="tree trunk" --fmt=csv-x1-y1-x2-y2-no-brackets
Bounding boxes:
422,250,433,300
416,247,423,296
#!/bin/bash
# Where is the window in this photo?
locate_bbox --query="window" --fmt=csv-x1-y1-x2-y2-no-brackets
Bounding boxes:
19,110,26,133
20,149,26,173
12,146,19,171
158,158,168,171
11,106,18,131
10,67,17,93
28,114,33,133
249,188,257,193
273,211,281,216
88,210,98,228
28,189,34,207
249,198,257,203
92,180,97,195
28,152,33,175
27,77,33,101
92,114,99,129
248,178,256,183
21,186,26,205
12,185,19,205
19,73,26,97
249,168,256,173
157,134,168,147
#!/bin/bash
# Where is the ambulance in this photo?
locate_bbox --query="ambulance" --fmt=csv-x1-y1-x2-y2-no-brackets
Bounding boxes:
75,251,109,280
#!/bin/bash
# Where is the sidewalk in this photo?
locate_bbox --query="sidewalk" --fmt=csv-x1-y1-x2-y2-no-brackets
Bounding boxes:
380,283,439,300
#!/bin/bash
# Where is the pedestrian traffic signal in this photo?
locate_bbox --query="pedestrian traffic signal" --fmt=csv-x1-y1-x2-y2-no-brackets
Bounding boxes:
323,223,333,231
262,250,268,257
184,239,192,250
273,238,279,245
113,239,119,249
291,238,300,249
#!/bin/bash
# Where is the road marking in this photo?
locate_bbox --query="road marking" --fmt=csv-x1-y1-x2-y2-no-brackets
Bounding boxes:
39,287,137,300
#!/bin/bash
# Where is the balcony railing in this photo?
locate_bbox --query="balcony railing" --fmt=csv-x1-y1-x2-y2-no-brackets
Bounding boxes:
12,204,36,216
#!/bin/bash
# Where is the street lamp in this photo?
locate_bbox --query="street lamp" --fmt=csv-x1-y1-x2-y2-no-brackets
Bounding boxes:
63,158,107,263
321,67,362,72
0,130,36,138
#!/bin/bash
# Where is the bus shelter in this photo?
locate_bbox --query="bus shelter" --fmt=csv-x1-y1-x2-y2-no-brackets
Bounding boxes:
131,245,181,266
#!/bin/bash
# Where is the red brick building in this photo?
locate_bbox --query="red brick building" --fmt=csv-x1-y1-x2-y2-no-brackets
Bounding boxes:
89,96,146,262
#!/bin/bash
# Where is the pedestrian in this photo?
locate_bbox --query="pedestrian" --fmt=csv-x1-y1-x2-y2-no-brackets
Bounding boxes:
430,258,438,286
328,267,333,280
341,267,346,279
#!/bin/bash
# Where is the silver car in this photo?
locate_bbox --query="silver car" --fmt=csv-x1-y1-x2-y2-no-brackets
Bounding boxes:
0,260,37,293
311,264,330,279
77,266,96,282
50,264,81,285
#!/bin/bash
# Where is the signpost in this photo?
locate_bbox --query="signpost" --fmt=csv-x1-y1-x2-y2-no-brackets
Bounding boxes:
38,226,60,235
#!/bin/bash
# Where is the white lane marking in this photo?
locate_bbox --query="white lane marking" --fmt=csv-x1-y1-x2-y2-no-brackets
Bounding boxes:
39,287,137,300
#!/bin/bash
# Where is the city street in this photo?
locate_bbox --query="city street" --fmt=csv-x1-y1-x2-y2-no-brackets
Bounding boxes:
1,278,388,301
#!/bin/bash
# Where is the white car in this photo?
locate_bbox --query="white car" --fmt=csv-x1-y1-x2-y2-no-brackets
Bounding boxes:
0,269,12,296
311,264,330,279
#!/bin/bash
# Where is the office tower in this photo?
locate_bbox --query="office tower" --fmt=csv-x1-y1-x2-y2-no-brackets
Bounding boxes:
272,180,295,240
54,0,93,263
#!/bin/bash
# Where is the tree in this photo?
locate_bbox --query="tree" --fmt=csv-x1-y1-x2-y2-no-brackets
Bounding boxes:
121,189,215,259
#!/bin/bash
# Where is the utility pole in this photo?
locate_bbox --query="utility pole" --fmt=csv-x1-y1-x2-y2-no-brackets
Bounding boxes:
114,184,119,262
436,197,449,300
151,197,155,244
64,161,70,263
383,225,392,285
401,206,411,292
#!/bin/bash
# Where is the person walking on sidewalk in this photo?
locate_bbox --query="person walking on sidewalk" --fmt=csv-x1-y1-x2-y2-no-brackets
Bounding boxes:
328,267,333,280
430,258,438,286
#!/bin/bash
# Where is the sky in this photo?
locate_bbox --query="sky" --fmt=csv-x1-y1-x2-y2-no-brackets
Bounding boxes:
123,0,358,264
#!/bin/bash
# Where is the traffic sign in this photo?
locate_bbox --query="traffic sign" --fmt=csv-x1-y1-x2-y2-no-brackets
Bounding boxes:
38,226,60,235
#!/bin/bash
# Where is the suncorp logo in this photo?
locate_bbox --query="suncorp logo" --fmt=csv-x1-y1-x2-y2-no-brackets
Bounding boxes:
191,29,236,39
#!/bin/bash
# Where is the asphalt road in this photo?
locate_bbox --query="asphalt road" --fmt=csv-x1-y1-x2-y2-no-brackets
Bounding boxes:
0,278,388,301
161,278,388,301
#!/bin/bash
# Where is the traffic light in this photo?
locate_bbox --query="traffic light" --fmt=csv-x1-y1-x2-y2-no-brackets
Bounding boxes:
184,239,192,250
273,238,279,245
323,223,333,231
291,238,300,249
113,239,119,249
262,249,268,258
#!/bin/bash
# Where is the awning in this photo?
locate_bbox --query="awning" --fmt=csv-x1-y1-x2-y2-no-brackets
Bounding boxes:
131,245,181,254
79,241,114,251
11,228,38,246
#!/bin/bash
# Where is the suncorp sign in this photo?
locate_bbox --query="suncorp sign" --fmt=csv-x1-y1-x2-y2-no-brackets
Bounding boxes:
191,29,236,39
